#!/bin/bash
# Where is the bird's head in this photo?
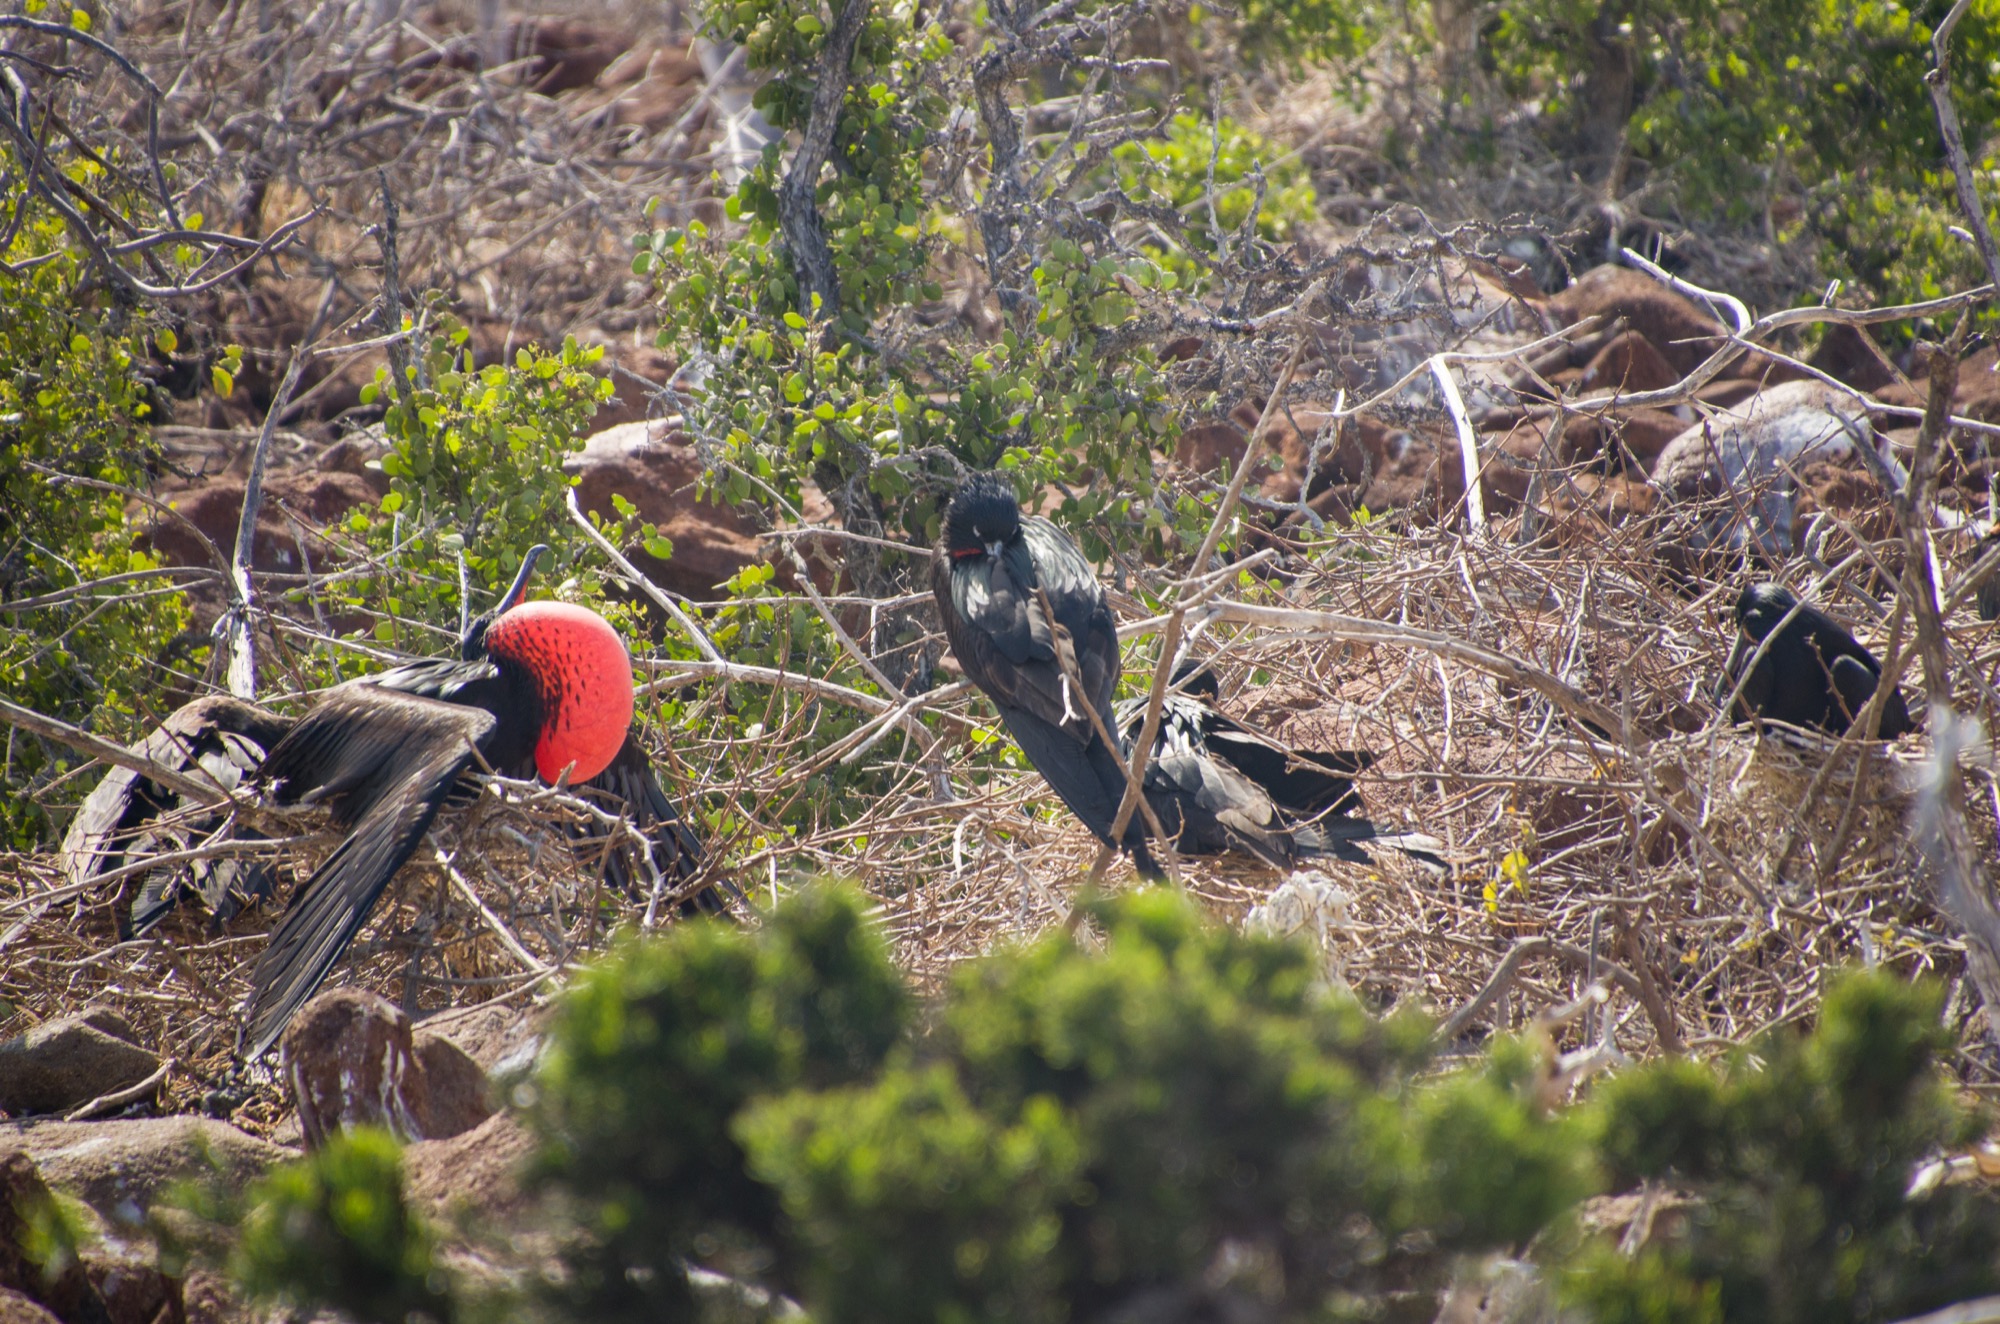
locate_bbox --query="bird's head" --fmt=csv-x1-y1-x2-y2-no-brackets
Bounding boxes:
462,544,549,659
944,472,1023,562
1171,658,1222,701
1735,582,1799,642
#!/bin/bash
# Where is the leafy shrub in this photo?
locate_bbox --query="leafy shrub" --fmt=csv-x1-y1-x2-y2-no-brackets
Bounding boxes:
1111,112,1322,288
529,884,1588,1322
528,883,912,1317
228,1129,454,1324
1559,969,2000,1323
0,223,195,846
1479,0,2000,308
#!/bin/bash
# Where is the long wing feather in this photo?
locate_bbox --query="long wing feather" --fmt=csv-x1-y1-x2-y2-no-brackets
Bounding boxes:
243,694,495,1057
571,730,730,916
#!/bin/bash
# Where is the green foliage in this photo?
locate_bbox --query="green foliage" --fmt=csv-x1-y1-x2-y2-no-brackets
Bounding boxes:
738,1065,1081,1324
229,1129,454,1324
1559,969,2000,1322
1480,0,2000,307
1224,0,1377,66
641,0,1192,581
1111,113,1320,290
327,317,617,664
0,215,194,846
530,885,1587,1322
529,882,911,1317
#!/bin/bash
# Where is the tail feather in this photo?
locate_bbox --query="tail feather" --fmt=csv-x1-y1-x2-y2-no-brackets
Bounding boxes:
997,703,1158,877
1296,816,1450,869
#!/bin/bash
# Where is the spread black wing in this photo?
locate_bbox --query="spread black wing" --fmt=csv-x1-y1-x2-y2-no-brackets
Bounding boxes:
571,729,731,916
244,686,499,1057
1122,695,1296,869
1196,712,1371,819
934,522,1156,874
60,696,293,937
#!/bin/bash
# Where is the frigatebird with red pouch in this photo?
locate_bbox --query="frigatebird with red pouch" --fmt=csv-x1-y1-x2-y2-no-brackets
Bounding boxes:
245,544,708,1056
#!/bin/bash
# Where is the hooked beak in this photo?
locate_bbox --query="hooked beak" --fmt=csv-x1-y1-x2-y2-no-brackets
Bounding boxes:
498,544,549,614
985,540,1005,559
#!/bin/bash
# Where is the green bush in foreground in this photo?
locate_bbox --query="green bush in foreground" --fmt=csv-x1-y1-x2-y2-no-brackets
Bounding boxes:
1560,970,2000,1323
219,894,1995,1324
229,1129,453,1324
531,885,1588,1322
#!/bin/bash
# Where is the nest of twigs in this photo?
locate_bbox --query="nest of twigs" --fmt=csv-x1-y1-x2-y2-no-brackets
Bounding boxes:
11,491,2000,1130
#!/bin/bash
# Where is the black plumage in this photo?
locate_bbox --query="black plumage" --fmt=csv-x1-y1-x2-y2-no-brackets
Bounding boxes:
932,473,1160,877
1119,665,1442,869
1720,582,1915,739
1117,687,1300,869
243,545,709,1056
1974,529,2000,623
60,695,294,937
1163,664,1372,819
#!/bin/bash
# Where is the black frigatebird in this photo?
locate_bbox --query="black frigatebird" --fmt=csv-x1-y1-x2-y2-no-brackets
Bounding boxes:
1720,582,1915,739
60,695,295,937
931,473,1161,877
245,544,707,1055
1120,662,1443,868
1973,529,2000,622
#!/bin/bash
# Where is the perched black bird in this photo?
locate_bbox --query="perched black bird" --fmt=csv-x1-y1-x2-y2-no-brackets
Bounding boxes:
1120,663,1441,868
61,695,295,937
245,544,708,1055
1721,582,1915,739
932,473,1160,877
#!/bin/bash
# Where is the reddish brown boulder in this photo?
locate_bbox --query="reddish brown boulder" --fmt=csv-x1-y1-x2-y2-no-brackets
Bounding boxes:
1808,324,1902,392
1547,265,1802,386
1547,266,1726,377
138,469,380,578
282,989,494,1149
565,420,789,600
1575,329,1681,394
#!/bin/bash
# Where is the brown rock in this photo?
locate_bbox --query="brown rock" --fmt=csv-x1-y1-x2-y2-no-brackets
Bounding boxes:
178,1269,251,1324
0,1013,158,1118
3,1118,290,1226
403,1110,536,1226
0,1289,60,1324
137,470,380,579
1547,266,1727,377
282,989,494,1149
1808,324,1901,392
1575,329,1681,394
565,420,782,600
81,1244,172,1324
415,1001,547,1079
0,1150,107,1324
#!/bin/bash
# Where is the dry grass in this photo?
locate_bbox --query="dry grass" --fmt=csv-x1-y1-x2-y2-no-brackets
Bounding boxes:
9,479,2000,1127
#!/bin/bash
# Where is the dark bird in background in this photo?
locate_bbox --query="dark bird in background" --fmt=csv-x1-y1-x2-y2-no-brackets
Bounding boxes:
1721,582,1915,739
245,544,708,1056
932,472,1161,878
1121,662,1442,868
1973,529,2000,623
61,695,295,937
